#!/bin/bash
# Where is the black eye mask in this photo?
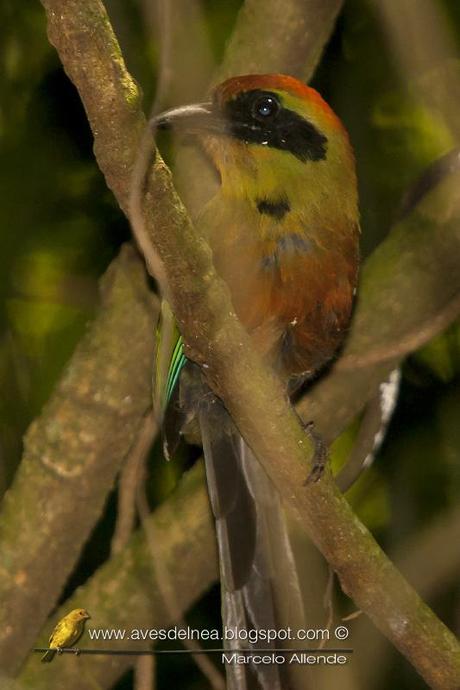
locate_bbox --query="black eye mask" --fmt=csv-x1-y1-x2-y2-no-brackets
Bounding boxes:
223,90,328,163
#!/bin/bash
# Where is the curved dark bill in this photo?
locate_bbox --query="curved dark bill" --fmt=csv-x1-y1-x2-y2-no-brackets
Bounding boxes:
150,102,224,134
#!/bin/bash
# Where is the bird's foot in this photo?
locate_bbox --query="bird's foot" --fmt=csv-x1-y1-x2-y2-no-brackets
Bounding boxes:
302,420,329,484
72,648,81,656
56,647,64,656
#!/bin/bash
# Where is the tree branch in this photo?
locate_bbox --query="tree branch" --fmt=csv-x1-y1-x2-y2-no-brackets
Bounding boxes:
353,504,460,690
0,246,157,674
110,411,158,556
13,0,460,688
14,463,217,690
1,0,346,680
215,0,344,83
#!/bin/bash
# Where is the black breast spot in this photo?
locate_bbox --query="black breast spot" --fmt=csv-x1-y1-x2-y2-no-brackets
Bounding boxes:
257,197,290,221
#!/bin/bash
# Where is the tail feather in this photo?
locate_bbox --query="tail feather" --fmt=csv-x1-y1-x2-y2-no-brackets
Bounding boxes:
41,649,56,663
200,398,257,597
239,439,305,633
199,395,305,690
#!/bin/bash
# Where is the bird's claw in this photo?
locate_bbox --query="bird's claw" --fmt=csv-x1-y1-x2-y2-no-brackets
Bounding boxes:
302,420,329,484
56,647,63,656
73,648,81,656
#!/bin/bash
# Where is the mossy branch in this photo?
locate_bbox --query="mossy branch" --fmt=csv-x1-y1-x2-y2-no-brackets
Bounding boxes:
0,0,346,680
215,0,344,83
0,247,157,675
5,0,460,688
14,464,217,690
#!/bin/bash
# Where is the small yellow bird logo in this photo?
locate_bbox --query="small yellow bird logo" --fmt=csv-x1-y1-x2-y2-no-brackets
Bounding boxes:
41,608,91,662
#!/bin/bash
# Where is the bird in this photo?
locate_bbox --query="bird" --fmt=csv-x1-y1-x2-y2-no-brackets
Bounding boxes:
152,74,359,689
41,608,91,662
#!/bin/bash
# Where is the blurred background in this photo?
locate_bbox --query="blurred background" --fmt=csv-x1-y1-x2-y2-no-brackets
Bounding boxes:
1,0,460,688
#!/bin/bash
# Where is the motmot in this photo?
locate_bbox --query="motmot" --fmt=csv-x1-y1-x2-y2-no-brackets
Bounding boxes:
153,74,359,690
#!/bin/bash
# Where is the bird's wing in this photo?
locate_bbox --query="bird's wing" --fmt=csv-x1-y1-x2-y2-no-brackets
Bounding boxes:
199,394,306,690
67,621,84,647
154,300,185,421
49,619,66,646
153,300,190,460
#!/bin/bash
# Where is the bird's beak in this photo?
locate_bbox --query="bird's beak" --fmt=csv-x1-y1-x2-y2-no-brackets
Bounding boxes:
84,612,91,619
150,102,224,135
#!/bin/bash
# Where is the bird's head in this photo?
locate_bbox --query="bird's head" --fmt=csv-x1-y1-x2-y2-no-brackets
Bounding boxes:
69,608,91,621
153,74,358,222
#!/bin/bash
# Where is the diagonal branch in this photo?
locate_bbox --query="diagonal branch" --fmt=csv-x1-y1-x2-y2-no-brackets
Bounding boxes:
216,0,344,83
0,0,345,680
0,246,157,674
15,463,217,690
7,0,460,688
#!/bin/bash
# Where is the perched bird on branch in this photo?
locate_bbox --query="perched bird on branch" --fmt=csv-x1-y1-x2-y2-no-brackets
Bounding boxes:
41,608,91,662
153,74,359,689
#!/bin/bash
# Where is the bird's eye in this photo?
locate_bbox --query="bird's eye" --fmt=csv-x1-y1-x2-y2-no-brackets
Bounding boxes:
252,95,280,121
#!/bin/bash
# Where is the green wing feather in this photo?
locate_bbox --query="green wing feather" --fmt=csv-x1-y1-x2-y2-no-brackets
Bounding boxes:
154,301,187,419
166,335,187,403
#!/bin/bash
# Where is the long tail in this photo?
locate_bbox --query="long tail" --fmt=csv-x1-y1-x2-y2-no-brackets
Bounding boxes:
199,395,305,690
41,649,56,663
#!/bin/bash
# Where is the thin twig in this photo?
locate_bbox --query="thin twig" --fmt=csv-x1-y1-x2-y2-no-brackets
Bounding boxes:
318,566,335,650
128,3,224,686
338,293,460,370
135,655,156,690
136,484,226,690
128,128,169,296
111,411,159,556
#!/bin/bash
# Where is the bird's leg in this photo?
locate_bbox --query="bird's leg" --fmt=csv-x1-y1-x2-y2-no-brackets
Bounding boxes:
72,648,81,656
301,420,329,484
56,647,63,655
